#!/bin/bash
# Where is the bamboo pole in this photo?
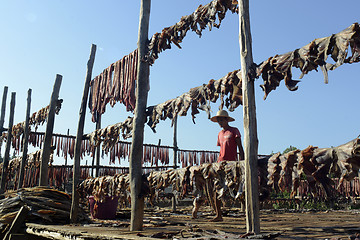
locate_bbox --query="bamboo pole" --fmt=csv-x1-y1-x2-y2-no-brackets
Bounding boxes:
239,0,260,234
0,92,16,194
39,74,62,186
70,44,97,223
129,0,151,231
18,89,32,189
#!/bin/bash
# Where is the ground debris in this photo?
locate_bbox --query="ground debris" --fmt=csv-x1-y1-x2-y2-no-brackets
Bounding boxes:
136,224,282,240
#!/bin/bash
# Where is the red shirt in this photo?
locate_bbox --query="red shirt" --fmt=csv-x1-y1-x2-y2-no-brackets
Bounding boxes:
217,126,241,162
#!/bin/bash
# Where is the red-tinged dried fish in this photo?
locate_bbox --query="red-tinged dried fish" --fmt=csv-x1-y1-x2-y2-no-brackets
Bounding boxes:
89,50,138,122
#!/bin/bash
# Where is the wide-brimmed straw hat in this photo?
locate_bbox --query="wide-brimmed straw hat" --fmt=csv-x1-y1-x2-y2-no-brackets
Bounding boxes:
210,110,235,122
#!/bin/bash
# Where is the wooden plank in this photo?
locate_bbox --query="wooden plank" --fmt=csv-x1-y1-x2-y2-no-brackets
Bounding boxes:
18,89,32,189
70,44,97,223
129,0,151,231
238,0,260,234
39,74,63,186
0,92,16,194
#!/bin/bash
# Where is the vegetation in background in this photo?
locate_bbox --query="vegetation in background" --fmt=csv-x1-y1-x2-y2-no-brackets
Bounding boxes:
282,146,298,154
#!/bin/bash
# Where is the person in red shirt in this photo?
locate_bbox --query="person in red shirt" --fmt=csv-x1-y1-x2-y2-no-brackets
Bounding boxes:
192,110,244,222
213,110,244,162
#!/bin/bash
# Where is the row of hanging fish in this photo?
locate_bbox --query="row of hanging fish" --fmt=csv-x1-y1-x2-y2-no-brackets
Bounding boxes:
78,143,360,211
177,150,218,168
88,49,138,123
146,69,242,132
10,99,63,139
256,23,360,99
8,132,93,161
78,173,130,203
296,177,360,199
82,22,360,145
0,149,52,170
0,149,53,189
145,0,238,65
267,136,360,199
77,161,246,209
0,148,94,190
87,116,133,148
86,122,224,167
145,24,360,133
142,145,170,166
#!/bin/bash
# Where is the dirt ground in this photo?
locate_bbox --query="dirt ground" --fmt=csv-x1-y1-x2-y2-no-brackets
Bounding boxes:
45,205,359,240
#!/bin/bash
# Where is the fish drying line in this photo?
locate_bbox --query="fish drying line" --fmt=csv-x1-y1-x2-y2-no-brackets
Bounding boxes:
86,22,360,140
0,99,63,154
78,136,360,210
1,0,358,197
267,136,360,199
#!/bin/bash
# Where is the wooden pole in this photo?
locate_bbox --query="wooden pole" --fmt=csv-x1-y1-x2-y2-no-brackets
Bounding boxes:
239,0,260,234
0,86,8,135
0,92,16,194
172,115,178,211
0,86,8,156
129,0,151,231
3,205,30,240
70,44,97,223
95,116,101,177
18,89,32,189
39,74,62,186
65,129,70,166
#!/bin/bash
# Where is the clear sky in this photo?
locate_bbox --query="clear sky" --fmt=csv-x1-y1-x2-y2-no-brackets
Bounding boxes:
1,1,359,166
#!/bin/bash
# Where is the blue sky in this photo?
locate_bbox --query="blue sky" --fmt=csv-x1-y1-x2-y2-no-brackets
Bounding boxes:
1,1,359,166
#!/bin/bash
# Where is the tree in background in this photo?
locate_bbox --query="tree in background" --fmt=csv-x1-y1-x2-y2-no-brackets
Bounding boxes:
282,146,298,154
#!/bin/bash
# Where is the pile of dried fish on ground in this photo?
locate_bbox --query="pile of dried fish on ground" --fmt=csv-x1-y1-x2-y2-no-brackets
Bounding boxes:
0,187,87,225
268,136,360,199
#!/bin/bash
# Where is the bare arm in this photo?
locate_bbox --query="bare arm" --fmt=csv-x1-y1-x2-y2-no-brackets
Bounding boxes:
236,137,245,160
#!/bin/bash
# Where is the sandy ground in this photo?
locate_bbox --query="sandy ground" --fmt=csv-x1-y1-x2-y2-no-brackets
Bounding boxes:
47,205,359,240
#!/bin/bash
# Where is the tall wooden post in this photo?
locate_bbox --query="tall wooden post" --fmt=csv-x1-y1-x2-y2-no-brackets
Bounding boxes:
0,86,8,135
95,116,101,177
172,115,178,211
39,74,62,186
0,92,16,194
70,44,97,223
18,89,32,189
129,0,151,231
239,0,260,234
